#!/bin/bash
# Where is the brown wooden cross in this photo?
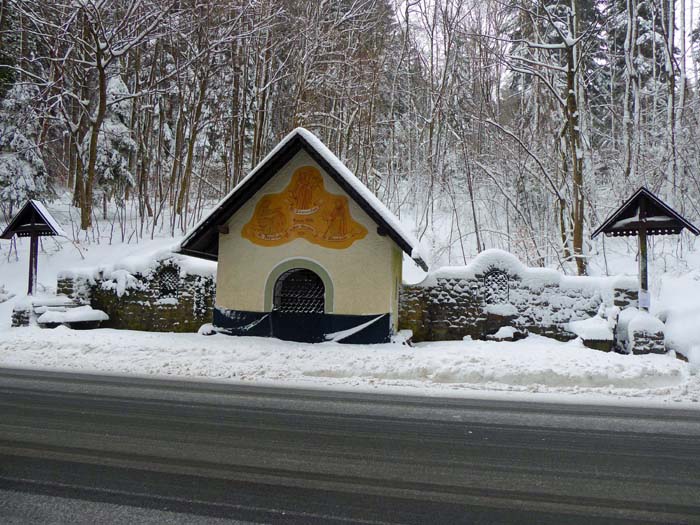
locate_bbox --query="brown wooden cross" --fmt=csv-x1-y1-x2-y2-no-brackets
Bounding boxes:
592,187,699,310
1,201,67,295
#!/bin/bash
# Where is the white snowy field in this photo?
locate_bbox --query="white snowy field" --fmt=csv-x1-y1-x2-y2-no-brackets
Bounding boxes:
0,326,697,408
1,198,700,407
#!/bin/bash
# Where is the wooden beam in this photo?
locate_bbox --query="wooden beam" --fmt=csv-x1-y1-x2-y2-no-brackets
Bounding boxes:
28,232,38,295
638,196,649,311
638,227,648,310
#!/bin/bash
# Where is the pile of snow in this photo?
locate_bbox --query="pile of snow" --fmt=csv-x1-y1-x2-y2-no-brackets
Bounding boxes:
625,309,666,354
628,310,665,336
12,294,77,312
489,326,517,340
655,270,700,366
568,316,614,341
485,303,518,317
615,307,638,351
615,307,665,353
37,305,108,324
96,268,147,298
0,328,696,405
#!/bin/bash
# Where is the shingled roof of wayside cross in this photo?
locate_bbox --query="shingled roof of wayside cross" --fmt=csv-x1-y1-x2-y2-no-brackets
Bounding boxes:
591,186,700,238
177,127,429,271
0,199,67,239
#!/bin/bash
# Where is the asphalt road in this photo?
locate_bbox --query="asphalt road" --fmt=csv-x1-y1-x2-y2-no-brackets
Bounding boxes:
0,367,699,524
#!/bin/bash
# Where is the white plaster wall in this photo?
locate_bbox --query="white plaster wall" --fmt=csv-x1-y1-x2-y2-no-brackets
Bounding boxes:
216,150,402,318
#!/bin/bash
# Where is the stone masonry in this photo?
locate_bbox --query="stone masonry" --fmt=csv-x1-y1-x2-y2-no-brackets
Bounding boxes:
57,258,216,333
400,250,638,343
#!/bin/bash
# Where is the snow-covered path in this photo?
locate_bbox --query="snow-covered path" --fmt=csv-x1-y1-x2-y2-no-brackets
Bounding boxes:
0,326,697,408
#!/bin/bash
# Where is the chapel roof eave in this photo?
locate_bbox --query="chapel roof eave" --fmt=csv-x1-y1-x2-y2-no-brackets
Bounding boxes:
177,128,429,271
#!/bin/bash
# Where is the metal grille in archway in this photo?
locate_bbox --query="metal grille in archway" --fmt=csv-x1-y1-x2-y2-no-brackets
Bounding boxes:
484,270,509,304
273,268,325,313
159,266,180,298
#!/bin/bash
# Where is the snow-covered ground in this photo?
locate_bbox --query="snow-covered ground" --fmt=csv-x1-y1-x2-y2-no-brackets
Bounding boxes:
1,198,700,408
0,326,697,408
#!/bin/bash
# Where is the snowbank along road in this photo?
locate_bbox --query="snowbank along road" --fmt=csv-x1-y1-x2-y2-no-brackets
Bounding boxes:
0,326,698,406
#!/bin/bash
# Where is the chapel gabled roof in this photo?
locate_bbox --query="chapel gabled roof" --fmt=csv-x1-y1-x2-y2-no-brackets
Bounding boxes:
177,128,429,270
0,200,67,239
591,187,700,238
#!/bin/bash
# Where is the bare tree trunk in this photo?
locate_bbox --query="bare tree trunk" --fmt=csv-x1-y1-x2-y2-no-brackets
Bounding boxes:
176,73,208,219
623,0,639,179
662,0,677,188
567,0,586,275
81,47,107,230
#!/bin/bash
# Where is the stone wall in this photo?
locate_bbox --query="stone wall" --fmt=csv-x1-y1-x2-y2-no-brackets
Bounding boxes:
52,247,646,345
618,308,666,354
629,330,666,354
11,305,30,327
400,250,638,343
58,256,216,332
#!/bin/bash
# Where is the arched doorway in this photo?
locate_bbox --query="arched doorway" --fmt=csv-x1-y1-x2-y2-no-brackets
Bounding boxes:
273,268,325,314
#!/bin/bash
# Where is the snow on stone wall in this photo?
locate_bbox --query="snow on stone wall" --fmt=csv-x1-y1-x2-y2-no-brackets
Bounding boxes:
57,251,216,333
400,250,638,342
57,246,216,286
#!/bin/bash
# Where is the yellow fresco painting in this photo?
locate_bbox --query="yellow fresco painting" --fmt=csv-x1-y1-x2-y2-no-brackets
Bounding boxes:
242,166,368,249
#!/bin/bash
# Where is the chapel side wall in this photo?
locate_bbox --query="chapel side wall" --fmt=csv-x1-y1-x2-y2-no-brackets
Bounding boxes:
391,245,403,331
216,150,398,316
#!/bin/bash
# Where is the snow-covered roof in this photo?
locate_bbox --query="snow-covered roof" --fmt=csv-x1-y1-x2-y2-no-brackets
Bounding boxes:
178,127,429,270
0,199,67,239
30,200,67,237
592,187,700,238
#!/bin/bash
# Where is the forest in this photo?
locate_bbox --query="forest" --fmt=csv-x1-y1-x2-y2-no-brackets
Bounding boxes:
1,0,699,275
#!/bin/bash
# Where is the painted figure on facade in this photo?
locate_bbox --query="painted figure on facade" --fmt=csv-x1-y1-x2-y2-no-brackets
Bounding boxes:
324,197,349,240
254,198,288,240
242,166,367,249
289,167,322,214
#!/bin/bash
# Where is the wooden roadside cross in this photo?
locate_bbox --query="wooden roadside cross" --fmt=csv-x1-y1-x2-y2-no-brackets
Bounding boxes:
0,200,67,295
592,187,699,311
